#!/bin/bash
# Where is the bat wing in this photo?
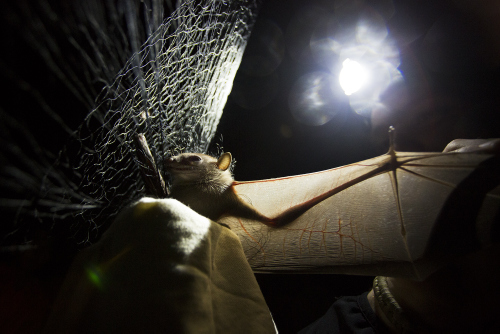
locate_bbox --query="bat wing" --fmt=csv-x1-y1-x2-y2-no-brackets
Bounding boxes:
219,152,500,279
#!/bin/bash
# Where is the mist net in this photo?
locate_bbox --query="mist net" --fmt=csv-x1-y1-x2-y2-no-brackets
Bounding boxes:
0,0,259,246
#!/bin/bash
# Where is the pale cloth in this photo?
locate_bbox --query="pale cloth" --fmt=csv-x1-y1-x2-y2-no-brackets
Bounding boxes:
44,198,276,333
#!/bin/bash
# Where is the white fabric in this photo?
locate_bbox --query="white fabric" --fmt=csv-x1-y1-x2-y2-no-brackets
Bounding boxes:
44,198,276,333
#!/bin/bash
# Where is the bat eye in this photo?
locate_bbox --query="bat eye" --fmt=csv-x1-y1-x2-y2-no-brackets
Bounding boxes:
186,155,202,162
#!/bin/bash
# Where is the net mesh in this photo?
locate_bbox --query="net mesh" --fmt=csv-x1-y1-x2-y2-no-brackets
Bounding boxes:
0,0,259,246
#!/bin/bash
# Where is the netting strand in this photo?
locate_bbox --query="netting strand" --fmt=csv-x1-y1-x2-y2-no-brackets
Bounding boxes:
0,0,260,246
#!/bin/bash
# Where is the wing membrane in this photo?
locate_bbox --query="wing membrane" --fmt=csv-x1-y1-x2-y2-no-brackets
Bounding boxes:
219,152,499,279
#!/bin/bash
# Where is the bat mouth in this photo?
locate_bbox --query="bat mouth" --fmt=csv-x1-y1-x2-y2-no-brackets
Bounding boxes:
166,165,197,173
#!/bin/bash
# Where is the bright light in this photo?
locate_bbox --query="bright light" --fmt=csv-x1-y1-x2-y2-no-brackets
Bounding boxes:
339,58,367,95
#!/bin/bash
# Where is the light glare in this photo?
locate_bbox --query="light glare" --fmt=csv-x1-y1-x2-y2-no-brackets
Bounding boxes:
339,59,367,95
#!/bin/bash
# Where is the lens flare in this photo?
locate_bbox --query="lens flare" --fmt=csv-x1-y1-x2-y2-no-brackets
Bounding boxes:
289,72,340,126
339,59,367,95
86,266,104,290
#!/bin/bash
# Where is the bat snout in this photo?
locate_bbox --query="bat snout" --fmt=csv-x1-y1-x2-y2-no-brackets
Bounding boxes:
165,156,180,170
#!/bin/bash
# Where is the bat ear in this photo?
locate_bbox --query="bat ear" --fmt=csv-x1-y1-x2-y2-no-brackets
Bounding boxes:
217,152,232,171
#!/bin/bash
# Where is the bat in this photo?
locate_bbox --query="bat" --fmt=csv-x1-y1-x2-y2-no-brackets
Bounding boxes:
164,136,500,281
165,152,270,223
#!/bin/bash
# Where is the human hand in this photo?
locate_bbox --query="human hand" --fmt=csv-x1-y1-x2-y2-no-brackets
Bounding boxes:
443,138,500,154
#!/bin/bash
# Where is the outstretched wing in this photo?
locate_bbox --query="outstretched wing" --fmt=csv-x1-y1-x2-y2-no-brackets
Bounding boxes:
219,152,500,280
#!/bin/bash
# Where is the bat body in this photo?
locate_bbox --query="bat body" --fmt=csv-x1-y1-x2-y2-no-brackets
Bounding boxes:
165,152,269,223
165,151,387,227
166,149,500,280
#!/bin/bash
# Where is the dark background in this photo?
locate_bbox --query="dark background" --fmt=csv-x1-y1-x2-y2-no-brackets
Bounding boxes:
2,0,500,332
213,0,500,331
215,1,378,331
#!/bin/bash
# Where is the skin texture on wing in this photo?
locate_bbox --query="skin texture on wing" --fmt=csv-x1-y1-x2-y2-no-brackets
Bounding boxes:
166,149,500,280
366,138,500,333
224,151,499,279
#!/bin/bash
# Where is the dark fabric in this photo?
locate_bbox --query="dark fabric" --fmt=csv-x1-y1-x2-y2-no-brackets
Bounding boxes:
299,292,391,334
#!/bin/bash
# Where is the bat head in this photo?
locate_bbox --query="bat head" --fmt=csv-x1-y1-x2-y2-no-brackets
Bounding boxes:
165,152,233,190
